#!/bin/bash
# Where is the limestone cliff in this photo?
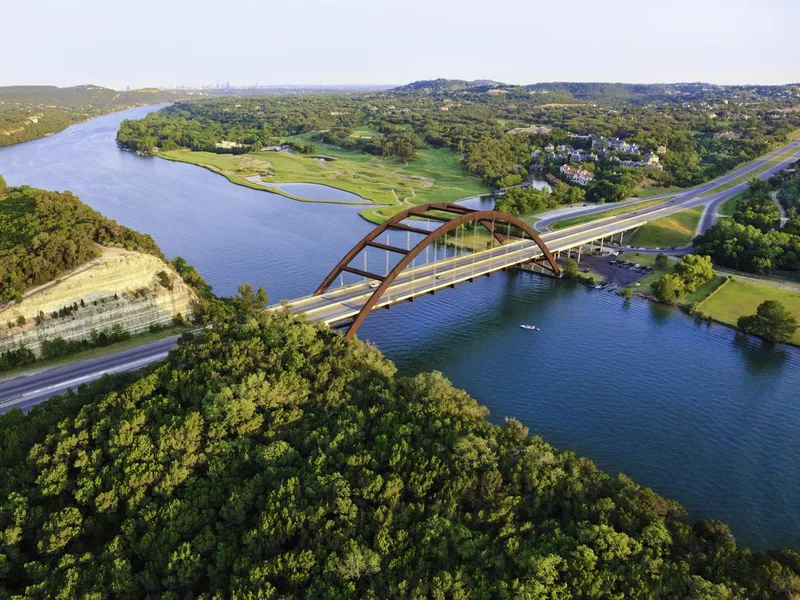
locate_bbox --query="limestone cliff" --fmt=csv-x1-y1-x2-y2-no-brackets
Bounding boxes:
0,246,197,356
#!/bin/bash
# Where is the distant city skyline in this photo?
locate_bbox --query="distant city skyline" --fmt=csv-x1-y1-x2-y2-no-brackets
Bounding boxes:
2,0,798,88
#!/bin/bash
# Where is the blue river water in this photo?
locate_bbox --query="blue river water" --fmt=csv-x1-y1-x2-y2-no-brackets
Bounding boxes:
1,106,798,550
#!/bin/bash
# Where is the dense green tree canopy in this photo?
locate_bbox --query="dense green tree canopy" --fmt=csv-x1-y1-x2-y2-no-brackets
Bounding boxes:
738,299,799,343
1,311,799,598
650,254,714,302
694,179,800,274
0,185,164,302
495,184,585,216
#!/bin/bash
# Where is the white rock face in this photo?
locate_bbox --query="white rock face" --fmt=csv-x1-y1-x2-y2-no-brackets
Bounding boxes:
0,246,198,356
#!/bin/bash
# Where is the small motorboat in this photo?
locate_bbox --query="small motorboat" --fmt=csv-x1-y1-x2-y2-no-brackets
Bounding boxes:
520,325,540,331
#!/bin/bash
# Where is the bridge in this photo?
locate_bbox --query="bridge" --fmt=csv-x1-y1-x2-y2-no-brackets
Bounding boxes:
272,198,678,338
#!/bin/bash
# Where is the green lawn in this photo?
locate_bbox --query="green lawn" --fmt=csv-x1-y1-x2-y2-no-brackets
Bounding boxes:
160,142,489,223
695,278,800,345
551,198,668,230
683,276,727,305
627,206,704,248
718,193,742,218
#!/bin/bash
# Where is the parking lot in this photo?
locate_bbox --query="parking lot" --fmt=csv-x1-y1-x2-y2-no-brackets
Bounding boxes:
577,253,652,290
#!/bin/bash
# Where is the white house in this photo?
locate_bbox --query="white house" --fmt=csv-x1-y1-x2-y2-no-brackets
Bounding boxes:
560,164,595,186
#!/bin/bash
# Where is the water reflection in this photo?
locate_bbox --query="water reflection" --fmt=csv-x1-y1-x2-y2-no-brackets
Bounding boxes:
732,333,790,375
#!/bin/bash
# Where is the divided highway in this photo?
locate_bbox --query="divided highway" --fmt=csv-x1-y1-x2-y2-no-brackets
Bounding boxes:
2,140,798,413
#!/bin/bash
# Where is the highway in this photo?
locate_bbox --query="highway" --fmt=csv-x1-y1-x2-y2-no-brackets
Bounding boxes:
2,139,798,413
0,336,177,413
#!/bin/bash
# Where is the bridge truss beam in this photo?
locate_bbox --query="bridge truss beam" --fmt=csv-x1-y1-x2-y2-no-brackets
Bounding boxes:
314,203,560,339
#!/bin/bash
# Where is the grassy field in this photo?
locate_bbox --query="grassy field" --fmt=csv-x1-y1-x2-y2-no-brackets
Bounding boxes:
635,185,684,198
551,198,669,230
695,278,800,345
718,193,743,218
0,325,185,381
627,206,704,248
160,140,489,221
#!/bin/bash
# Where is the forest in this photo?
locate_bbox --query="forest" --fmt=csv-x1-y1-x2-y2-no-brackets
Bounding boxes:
116,81,800,204
0,184,164,302
693,172,800,274
1,302,799,599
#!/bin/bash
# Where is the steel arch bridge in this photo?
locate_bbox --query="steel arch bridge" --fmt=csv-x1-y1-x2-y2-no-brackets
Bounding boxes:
314,202,560,339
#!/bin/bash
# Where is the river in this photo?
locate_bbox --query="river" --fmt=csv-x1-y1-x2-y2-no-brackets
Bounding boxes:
1,106,798,551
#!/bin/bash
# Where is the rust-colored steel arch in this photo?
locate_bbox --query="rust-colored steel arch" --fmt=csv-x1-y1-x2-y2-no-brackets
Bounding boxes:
314,203,560,339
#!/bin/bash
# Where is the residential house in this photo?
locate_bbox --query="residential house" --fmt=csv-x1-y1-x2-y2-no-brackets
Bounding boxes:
560,164,595,186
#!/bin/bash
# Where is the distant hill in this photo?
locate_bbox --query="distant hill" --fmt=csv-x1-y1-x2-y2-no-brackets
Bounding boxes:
392,78,506,93
392,79,797,103
0,84,197,147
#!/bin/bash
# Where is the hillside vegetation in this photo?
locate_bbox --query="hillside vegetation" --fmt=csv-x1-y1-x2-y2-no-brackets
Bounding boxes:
0,85,194,147
0,310,798,598
0,184,164,302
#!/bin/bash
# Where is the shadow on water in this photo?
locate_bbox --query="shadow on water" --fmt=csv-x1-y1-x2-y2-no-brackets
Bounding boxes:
647,300,676,326
731,332,790,375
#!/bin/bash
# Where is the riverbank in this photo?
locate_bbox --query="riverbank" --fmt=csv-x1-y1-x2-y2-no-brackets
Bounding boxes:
157,150,373,206
609,252,800,347
157,142,489,221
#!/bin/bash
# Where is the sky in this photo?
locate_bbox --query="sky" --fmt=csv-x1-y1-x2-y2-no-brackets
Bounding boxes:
1,0,798,88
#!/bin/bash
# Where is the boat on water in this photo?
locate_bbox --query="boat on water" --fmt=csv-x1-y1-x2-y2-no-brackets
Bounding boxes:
520,325,540,331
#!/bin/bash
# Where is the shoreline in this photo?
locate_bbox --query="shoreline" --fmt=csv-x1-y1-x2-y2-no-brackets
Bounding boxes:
1,102,172,149
152,150,488,224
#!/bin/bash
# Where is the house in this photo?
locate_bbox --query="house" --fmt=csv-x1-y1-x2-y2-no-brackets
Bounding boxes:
656,145,667,154
570,150,596,163
560,164,595,186
645,153,660,165
544,143,555,152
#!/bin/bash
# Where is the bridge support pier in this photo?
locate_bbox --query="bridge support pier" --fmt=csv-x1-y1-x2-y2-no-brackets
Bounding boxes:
577,245,582,263
599,237,604,253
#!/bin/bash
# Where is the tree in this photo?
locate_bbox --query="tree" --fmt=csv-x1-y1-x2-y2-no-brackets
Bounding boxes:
0,173,6,192
651,273,686,302
233,283,269,315
673,254,714,292
737,300,798,343
655,253,669,268
562,258,580,279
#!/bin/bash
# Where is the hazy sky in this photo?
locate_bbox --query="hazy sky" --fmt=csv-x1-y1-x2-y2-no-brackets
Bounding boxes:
2,0,797,88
